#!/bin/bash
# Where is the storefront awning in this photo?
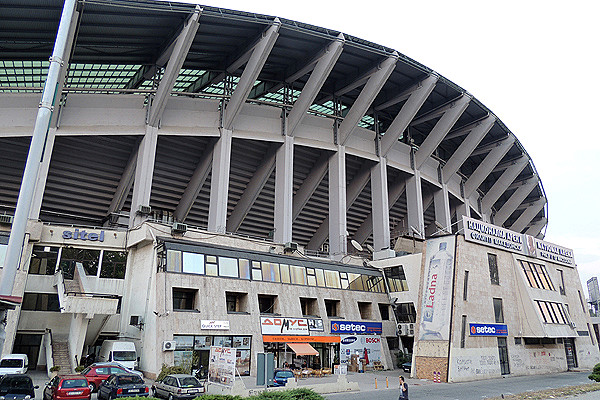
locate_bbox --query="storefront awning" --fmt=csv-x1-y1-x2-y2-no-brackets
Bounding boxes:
286,342,319,356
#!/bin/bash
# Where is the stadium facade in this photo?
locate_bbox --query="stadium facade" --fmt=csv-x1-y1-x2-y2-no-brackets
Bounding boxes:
0,0,595,381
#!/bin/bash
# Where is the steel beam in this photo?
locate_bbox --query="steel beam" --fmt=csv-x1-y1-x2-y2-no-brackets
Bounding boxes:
337,54,398,145
510,197,546,233
379,75,438,157
493,177,539,226
463,136,515,198
222,20,280,130
414,95,470,169
481,156,529,211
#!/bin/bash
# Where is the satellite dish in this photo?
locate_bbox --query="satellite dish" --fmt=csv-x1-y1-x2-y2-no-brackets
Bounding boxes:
350,239,363,252
366,244,375,253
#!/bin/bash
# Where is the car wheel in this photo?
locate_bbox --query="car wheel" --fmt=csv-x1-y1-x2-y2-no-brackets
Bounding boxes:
167,394,173,400
89,383,96,393
151,387,157,398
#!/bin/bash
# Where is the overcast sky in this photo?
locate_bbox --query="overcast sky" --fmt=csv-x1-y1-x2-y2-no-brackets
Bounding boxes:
171,0,599,293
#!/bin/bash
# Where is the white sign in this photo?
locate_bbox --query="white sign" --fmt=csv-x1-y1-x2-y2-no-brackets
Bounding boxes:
208,346,236,388
260,317,309,335
201,320,230,330
419,236,456,341
339,335,382,366
525,235,575,267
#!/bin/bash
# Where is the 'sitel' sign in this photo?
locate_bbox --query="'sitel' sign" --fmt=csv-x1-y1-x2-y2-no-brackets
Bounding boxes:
62,229,105,242
260,317,309,335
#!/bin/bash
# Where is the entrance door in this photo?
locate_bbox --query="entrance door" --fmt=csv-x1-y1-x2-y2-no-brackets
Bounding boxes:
497,337,510,375
13,334,42,369
564,338,578,370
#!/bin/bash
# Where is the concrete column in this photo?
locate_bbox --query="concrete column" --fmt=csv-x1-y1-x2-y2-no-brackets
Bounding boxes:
29,128,56,219
129,125,158,227
434,184,452,234
406,170,424,238
328,145,347,257
494,178,538,226
371,157,395,259
208,128,232,233
274,136,294,243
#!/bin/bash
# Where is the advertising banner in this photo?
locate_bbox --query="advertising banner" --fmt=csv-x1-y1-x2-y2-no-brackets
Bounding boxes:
260,317,309,335
469,323,508,336
208,346,236,387
330,320,382,335
419,235,456,341
525,235,575,267
307,318,324,332
339,335,381,366
201,320,230,330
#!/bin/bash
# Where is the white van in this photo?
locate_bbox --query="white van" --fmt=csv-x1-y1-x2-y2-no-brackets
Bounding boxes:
0,354,28,375
98,341,138,370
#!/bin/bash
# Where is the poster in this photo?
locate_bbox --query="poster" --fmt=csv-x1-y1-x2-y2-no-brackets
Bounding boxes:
418,235,456,341
339,335,381,366
208,346,236,387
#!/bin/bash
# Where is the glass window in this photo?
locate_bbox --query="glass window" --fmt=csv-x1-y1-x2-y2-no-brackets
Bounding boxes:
324,270,341,288
340,272,349,289
290,265,306,285
29,246,59,275
214,336,232,347
239,259,251,280
182,252,204,274
173,288,196,310
488,253,499,285
0,244,7,268
219,257,238,278
493,298,504,323
306,268,317,286
396,302,416,323
261,262,280,282
315,269,326,287
279,264,290,284
166,250,182,272
463,271,469,301
60,248,101,277
378,304,390,320
21,293,60,311
536,300,551,323
460,315,467,348
251,261,262,281
347,273,363,291
384,266,408,291
100,251,127,279
205,255,217,276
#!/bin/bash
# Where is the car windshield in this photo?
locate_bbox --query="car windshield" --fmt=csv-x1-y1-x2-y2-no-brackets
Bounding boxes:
276,371,294,378
0,359,23,368
62,379,88,389
0,376,32,391
117,376,143,385
112,351,136,361
179,377,200,388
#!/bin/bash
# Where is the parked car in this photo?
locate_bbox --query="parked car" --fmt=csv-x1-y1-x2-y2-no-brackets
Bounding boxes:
43,374,91,400
0,374,38,400
401,362,412,373
81,363,141,392
0,354,29,375
151,374,204,400
272,370,294,387
97,374,148,400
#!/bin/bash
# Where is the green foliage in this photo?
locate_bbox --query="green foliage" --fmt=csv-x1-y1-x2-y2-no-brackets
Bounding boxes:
156,364,188,382
74,365,86,373
247,388,325,400
594,362,600,374
590,363,600,381
50,366,61,372
195,396,243,400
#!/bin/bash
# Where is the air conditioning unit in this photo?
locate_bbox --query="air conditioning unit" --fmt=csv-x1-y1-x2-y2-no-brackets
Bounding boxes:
171,222,187,234
163,340,176,351
570,322,576,329
397,323,403,335
284,242,298,252
137,205,152,215
0,214,14,225
408,323,415,336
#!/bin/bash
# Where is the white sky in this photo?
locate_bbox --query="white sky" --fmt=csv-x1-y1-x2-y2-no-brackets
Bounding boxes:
172,0,600,292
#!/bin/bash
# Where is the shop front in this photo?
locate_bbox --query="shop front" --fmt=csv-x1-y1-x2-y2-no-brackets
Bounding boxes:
331,320,383,370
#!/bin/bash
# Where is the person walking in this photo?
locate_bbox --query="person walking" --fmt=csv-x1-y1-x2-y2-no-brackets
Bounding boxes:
399,376,409,399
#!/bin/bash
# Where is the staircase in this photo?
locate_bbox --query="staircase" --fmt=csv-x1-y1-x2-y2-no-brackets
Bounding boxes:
52,341,72,374
64,278,82,294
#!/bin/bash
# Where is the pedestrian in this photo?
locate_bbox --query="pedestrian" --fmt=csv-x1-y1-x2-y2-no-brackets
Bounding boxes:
399,375,409,399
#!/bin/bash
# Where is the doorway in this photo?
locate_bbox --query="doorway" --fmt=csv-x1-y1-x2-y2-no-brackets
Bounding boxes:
13,334,42,369
564,338,578,370
497,337,510,375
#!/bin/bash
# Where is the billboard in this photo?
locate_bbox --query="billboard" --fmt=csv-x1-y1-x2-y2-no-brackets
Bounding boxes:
418,235,456,341
208,346,236,387
339,335,382,366
330,320,382,335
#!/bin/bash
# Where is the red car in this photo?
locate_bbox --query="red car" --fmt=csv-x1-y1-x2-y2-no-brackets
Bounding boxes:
81,363,134,392
43,374,91,400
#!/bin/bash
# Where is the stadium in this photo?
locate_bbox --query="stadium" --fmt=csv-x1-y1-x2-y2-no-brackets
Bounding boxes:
0,0,576,382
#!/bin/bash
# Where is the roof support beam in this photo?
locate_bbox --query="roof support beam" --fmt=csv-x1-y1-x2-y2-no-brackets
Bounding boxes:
327,145,347,257
463,136,515,198
510,197,546,233
371,157,395,259
337,54,398,145
525,217,547,238
274,136,294,243
106,144,138,219
379,75,438,157
147,6,201,127
406,169,424,239
442,115,495,183
173,140,215,222
493,177,538,226
124,65,156,90
414,95,470,169
208,128,232,233
130,125,158,227
287,35,344,136
433,184,452,234
292,152,330,221
410,95,462,126
226,144,279,232
481,156,529,211
222,20,281,130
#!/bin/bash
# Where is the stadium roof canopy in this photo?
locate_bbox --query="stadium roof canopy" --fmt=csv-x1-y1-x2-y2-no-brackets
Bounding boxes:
0,0,547,251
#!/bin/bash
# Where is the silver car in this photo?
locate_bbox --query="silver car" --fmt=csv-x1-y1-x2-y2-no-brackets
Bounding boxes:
151,374,204,400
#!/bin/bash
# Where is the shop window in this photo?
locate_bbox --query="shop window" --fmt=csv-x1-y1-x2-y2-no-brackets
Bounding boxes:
173,288,196,311
524,337,556,345
488,253,499,285
60,248,101,277
358,302,372,319
258,294,277,314
226,292,248,313
395,302,416,323
378,304,390,320
324,299,339,317
182,252,204,274
21,293,60,312
100,251,127,279
384,266,408,291
29,246,59,275
493,298,504,323
300,298,318,317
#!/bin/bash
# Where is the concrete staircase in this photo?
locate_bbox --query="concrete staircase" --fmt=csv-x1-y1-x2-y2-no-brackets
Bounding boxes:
64,278,82,294
52,341,72,374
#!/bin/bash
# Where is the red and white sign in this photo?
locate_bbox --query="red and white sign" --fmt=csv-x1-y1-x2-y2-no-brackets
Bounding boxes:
208,346,236,388
260,317,309,335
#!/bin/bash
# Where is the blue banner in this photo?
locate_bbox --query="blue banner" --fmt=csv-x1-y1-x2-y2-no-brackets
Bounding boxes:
469,323,508,336
330,320,382,335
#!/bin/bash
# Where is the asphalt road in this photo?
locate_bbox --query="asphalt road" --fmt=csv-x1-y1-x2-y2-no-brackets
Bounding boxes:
324,371,593,400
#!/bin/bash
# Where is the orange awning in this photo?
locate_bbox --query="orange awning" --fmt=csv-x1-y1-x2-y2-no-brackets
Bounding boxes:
286,342,319,356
